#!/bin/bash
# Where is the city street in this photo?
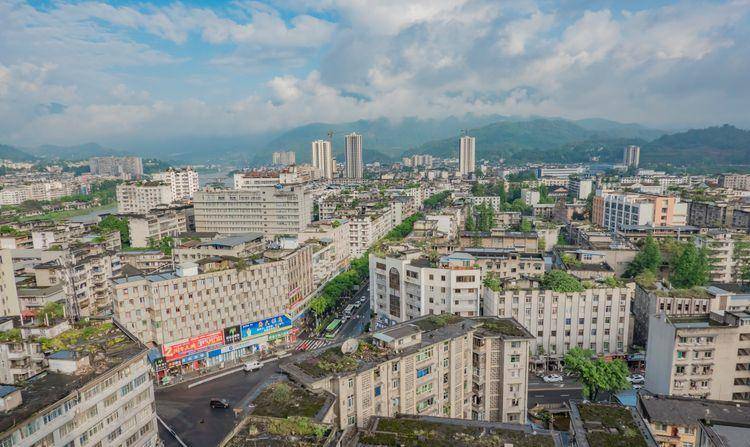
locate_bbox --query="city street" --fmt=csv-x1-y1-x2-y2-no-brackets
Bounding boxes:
527,376,584,408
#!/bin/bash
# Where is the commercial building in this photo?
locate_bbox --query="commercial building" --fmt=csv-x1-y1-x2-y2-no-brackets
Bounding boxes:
645,311,750,402
116,182,174,214
193,185,312,236
369,251,482,325
459,135,476,177
592,190,688,231
112,246,313,374
281,315,534,427
624,145,641,168
152,167,200,200
89,156,143,178
0,319,159,447
311,140,334,180
345,133,363,179
272,150,296,166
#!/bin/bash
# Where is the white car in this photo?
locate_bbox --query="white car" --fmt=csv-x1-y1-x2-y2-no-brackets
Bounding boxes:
627,374,645,384
243,361,262,372
542,374,563,383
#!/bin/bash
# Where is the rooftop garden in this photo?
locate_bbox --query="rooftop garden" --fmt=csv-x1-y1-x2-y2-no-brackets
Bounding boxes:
577,403,647,447
252,382,327,419
359,417,555,447
475,318,528,337
38,320,127,354
294,341,387,378
412,314,464,332
225,416,330,447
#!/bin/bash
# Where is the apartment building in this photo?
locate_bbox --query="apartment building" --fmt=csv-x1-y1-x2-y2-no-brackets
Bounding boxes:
127,208,188,248
456,247,545,281
89,156,143,178
637,392,750,447
345,133,363,179
0,319,158,447
116,182,174,214
521,189,540,206
0,181,78,206
272,150,296,166
281,315,533,428
311,140,334,180
624,145,641,168
535,166,587,178
645,311,750,402
370,251,482,325
350,208,395,258
688,201,750,232
112,246,313,373
568,177,593,200
718,173,750,190
173,233,265,263
297,219,351,286
483,283,634,361
193,184,312,236
470,195,504,212
0,251,20,317
119,250,172,273
632,285,713,347
152,167,199,200
458,230,539,253
592,190,688,231
459,135,476,177
695,230,750,283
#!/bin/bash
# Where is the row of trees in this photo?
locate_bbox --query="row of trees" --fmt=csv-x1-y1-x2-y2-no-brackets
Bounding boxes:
423,191,451,210
465,203,495,232
625,235,711,289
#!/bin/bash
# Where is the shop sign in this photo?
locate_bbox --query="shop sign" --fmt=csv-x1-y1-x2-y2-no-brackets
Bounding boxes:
241,315,292,339
208,349,222,358
268,329,290,342
181,351,207,364
167,360,181,369
152,357,168,372
224,325,241,344
162,330,224,361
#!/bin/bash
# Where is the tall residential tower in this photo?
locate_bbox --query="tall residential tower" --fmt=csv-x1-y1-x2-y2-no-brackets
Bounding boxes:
459,134,476,177
623,145,640,168
345,132,363,179
311,139,334,179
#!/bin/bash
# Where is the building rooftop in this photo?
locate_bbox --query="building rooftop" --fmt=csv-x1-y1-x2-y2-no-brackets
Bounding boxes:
570,402,657,447
638,393,750,427
0,319,145,434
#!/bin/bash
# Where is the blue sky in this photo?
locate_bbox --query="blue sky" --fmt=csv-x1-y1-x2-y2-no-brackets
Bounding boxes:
1,0,749,148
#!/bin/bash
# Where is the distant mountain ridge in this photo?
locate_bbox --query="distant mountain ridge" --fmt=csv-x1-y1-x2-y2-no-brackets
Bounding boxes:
0,144,37,162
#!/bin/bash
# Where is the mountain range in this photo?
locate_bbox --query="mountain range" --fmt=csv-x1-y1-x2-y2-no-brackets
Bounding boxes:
0,117,747,169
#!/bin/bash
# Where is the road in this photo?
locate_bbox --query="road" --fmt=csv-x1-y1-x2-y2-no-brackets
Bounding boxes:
336,284,371,340
527,376,584,408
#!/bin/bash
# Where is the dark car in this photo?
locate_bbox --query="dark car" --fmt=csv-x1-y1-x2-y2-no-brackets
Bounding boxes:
210,398,229,409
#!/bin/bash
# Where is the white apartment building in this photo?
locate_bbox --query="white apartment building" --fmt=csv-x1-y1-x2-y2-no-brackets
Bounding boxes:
152,168,199,200
193,185,312,236
345,133,363,179
592,190,688,231
624,145,641,168
483,284,634,360
297,219,351,286
112,247,313,372
127,208,188,248
535,166,587,178
471,196,504,212
695,230,750,283
0,250,20,317
89,156,143,178
0,181,78,206
719,173,750,191
370,251,482,325
459,135,476,177
272,150,296,166
116,182,174,214
521,189,540,206
645,311,750,402
349,208,395,258
281,315,533,427
568,178,593,200
311,140,334,180
0,319,158,447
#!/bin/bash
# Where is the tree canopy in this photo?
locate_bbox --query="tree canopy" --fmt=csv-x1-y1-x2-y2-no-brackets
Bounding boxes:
541,270,585,292
670,243,710,288
564,347,630,401
625,235,662,278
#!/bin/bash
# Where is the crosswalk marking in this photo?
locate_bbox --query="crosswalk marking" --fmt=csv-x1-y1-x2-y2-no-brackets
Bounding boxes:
295,339,331,352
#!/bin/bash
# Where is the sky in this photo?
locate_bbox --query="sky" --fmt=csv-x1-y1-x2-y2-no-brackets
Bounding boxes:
1,0,749,148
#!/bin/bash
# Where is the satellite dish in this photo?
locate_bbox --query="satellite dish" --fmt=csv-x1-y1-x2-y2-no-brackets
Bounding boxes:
341,338,358,355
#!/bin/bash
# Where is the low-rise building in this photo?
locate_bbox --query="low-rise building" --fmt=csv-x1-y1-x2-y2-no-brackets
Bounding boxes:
695,230,750,283
632,284,713,347
569,401,658,447
281,315,534,428
645,311,750,402
127,207,189,248
458,230,539,253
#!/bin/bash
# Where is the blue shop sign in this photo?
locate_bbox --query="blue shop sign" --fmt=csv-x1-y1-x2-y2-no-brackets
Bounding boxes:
208,349,222,358
181,351,207,364
241,315,292,339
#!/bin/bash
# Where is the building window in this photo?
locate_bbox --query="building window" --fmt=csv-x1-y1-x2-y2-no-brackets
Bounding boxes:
374,386,381,397
417,366,431,378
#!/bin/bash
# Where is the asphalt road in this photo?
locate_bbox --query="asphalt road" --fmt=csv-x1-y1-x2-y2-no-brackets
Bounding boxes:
335,284,371,340
527,376,584,408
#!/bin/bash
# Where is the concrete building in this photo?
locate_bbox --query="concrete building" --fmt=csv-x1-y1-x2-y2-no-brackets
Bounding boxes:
695,230,750,283
152,167,200,200
0,251,20,317
632,285,713,347
568,177,593,200
281,315,534,427
345,133,363,179
272,150,296,166
637,392,750,447
688,201,750,232
116,182,174,214
624,145,641,168
457,248,545,281
645,311,750,402
521,189,540,206
349,209,395,258
311,140,334,180
112,246,313,373
0,319,158,447
127,208,188,248
402,154,434,168
193,185,312,236
370,251,482,325
535,166,587,178
483,283,634,361
458,230,540,253
173,233,265,263
569,401,658,447
592,190,688,231
297,220,351,286
718,173,750,191
459,135,476,177
89,156,143,178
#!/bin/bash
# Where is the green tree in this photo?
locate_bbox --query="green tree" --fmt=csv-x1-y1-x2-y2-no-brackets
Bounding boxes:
541,270,585,292
564,348,630,401
520,218,532,233
483,273,502,292
39,301,65,319
671,243,710,288
625,235,662,277
465,212,476,231
98,215,130,245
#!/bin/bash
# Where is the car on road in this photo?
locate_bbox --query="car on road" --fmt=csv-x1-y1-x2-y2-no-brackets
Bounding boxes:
210,398,230,409
542,374,563,383
627,374,645,384
243,361,262,372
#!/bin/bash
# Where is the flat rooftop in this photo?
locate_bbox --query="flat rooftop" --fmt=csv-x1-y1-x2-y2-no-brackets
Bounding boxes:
639,393,750,427
0,319,145,434
570,402,657,447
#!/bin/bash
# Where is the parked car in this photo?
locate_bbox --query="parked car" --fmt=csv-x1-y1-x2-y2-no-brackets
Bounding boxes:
542,374,563,383
627,374,645,384
210,398,230,409
243,361,262,372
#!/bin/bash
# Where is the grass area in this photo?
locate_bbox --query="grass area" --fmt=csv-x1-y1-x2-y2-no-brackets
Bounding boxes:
226,416,329,447
18,204,114,222
411,314,464,332
359,417,555,447
294,341,388,378
654,287,710,299
475,318,528,337
577,403,647,447
38,321,125,353
253,382,327,419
